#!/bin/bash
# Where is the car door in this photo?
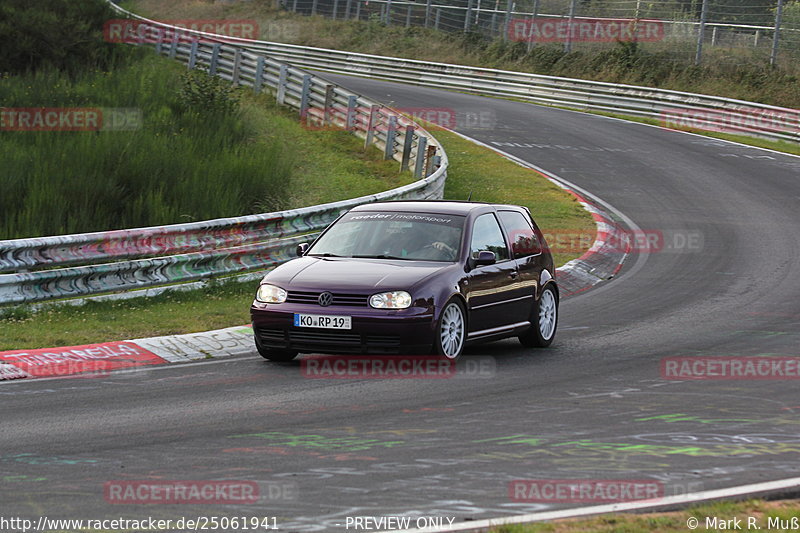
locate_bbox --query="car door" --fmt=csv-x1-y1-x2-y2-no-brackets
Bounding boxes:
466,213,528,336
498,209,544,318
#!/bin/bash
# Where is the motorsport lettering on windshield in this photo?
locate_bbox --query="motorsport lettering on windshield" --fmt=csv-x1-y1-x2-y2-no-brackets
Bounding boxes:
348,212,457,225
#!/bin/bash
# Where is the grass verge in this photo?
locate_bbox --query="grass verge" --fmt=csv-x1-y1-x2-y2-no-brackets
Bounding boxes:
0,128,594,350
0,53,407,239
492,498,800,532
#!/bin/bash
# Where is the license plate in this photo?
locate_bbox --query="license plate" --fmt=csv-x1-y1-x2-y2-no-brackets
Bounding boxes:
294,314,352,329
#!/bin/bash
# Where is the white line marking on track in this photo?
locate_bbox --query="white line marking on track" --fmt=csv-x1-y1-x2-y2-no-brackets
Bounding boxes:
384,476,800,533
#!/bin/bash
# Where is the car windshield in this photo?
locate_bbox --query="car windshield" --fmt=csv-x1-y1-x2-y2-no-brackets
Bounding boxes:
308,211,464,262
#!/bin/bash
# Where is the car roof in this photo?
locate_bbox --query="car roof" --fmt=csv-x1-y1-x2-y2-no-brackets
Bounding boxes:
349,200,524,216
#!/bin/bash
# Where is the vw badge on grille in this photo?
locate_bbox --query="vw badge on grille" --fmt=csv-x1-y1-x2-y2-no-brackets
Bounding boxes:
318,292,333,307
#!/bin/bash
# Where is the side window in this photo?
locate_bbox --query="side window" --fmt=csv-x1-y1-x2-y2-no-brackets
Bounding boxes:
470,214,509,261
498,210,542,258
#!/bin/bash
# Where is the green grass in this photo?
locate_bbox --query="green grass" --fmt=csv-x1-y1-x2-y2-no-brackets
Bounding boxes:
0,282,255,351
0,128,593,350
490,498,800,532
0,54,291,238
0,53,407,239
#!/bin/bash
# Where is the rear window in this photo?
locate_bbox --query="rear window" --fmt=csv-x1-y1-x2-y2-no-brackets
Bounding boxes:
498,210,542,258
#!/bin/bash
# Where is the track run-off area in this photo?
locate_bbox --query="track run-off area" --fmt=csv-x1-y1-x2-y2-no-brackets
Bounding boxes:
2,72,800,532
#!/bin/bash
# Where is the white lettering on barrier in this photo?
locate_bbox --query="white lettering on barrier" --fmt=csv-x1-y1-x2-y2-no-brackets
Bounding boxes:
133,325,254,362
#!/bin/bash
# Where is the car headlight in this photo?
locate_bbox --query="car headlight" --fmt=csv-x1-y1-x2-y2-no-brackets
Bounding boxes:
256,284,287,303
369,291,412,309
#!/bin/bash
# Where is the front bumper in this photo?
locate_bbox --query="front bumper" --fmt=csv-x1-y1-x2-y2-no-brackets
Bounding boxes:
250,302,436,354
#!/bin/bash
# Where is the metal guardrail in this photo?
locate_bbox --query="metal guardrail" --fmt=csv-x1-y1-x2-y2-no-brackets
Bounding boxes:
0,6,448,305
99,6,798,142
105,4,799,142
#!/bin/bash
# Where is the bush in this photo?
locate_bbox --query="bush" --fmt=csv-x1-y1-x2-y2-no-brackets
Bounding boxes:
179,69,242,117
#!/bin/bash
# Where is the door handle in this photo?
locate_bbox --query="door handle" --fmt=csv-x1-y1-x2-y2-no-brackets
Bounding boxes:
509,271,519,279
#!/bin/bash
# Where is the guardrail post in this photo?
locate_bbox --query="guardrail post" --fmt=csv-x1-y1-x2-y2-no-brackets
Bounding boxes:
771,0,784,66
425,145,437,176
711,26,718,46
385,0,392,25
346,95,358,131
365,105,379,148
188,41,199,69
406,4,413,27
503,0,512,41
527,0,540,51
564,0,576,53
292,0,298,11
323,84,335,126
254,57,266,94
425,0,432,27
754,30,760,48
346,0,352,19
312,0,318,15
464,0,474,31
414,136,427,178
277,65,288,104
384,116,398,160
401,125,415,171
169,36,179,59
356,0,362,19
231,49,242,86
333,0,339,19
154,29,164,55
435,9,441,30
299,74,313,121
209,43,221,75
695,0,708,65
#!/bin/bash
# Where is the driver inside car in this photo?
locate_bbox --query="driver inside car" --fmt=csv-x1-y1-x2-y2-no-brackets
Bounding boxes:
399,228,458,261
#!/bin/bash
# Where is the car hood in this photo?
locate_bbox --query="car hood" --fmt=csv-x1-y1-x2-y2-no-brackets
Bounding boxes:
263,257,450,292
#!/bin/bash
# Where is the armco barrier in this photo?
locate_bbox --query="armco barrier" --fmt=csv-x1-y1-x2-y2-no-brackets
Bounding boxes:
103,3,798,144
0,6,447,305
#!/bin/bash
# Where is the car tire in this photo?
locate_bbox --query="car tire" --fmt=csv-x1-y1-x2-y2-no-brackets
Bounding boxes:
519,284,558,348
255,336,298,362
433,299,466,361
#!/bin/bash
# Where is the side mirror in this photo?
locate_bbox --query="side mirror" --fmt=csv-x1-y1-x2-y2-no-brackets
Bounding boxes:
296,243,309,257
474,250,496,266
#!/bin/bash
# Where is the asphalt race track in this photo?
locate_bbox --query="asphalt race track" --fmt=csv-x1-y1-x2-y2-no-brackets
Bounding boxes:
2,74,800,531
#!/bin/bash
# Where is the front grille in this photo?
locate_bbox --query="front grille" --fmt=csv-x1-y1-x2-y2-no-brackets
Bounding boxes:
286,291,369,307
289,330,361,346
255,327,401,354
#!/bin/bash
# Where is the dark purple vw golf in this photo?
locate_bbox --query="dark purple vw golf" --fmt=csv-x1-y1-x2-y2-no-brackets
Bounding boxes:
250,201,558,361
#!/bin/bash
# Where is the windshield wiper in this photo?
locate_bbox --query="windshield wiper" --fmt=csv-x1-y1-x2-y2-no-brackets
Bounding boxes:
307,252,344,257
351,254,409,260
